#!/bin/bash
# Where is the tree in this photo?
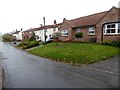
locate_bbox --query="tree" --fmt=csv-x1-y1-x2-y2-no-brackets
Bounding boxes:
29,31,36,41
2,33,13,42
52,31,61,46
75,32,83,40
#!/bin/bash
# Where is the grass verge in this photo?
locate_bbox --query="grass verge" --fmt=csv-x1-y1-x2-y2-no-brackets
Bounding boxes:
28,42,119,64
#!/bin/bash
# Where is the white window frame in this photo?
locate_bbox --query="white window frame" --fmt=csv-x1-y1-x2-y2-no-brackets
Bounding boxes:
103,23,120,35
117,23,120,34
61,30,68,36
88,27,95,35
76,28,81,32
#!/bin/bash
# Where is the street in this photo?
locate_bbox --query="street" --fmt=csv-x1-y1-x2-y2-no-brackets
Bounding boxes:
0,42,119,88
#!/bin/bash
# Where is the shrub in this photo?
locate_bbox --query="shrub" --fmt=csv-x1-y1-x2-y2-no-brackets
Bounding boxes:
2,33,13,42
102,40,120,48
29,36,36,41
23,41,39,49
75,32,83,39
19,39,30,46
52,31,61,46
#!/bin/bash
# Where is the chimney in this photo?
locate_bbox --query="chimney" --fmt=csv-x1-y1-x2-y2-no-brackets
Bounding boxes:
63,18,66,21
40,24,43,27
54,20,57,25
21,28,23,31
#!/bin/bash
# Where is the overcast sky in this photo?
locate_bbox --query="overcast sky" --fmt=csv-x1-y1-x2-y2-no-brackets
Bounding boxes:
0,0,119,34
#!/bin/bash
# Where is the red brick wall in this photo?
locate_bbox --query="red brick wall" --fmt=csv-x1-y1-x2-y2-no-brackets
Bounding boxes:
73,27,96,42
59,7,119,43
22,32,32,39
103,35,120,41
59,21,73,41
96,7,119,43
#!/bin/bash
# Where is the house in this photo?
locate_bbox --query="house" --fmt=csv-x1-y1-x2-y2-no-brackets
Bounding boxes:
59,6,120,43
12,29,23,41
22,21,61,42
34,22,61,42
22,28,36,39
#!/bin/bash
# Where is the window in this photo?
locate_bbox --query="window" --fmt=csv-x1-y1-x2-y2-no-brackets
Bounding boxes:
37,36,39,39
76,28,80,32
49,34,51,37
118,23,120,33
53,28,56,32
103,23,120,35
106,24,115,34
61,30,68,36
88,27,95,35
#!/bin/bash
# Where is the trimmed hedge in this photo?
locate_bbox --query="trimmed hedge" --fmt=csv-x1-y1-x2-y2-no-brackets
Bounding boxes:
23,41,39,49
102,40,120,48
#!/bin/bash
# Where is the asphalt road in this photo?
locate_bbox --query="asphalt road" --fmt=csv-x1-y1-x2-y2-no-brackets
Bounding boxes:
0,42,119,88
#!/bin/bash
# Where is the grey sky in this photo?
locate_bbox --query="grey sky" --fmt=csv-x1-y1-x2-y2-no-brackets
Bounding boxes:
0,0,119,34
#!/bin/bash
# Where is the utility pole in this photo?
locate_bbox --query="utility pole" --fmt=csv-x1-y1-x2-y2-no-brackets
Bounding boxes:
43,17,46,43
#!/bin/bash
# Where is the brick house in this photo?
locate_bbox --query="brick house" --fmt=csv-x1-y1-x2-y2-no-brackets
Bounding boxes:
59,6,120,43
22,28,35,39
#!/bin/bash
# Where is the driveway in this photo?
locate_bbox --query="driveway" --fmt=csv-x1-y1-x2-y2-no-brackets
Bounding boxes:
0,42,119,88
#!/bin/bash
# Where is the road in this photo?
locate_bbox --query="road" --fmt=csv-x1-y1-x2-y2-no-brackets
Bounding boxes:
0,42,119,88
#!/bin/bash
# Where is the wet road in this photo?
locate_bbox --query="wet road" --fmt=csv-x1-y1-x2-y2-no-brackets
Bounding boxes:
0,42,118,88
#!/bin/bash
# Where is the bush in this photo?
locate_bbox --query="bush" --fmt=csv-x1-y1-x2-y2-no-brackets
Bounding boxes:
29,36,36,41
75,32,83,39
19,39,30,46
2,33,13,42
102,40,120,48
23,41,39,49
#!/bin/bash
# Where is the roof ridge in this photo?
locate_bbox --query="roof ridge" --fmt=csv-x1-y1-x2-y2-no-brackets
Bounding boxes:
69,10,108,22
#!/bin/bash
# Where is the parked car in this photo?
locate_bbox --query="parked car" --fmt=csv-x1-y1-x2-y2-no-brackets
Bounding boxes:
46,37,53,44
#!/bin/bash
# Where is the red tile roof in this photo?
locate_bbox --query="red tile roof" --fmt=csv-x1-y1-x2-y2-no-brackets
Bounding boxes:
66,6,119,28
34,23,61,31
67,11,108,28
23,23,61,32
23,28,35,32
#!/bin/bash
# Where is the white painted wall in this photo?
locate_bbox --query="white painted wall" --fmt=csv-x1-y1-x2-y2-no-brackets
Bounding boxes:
34,27,58,42
13,31,23,40
18,31,22,40
34,30,44,41
13,34,19,40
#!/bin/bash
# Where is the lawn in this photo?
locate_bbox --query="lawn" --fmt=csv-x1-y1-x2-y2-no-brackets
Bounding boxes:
28,42,119,64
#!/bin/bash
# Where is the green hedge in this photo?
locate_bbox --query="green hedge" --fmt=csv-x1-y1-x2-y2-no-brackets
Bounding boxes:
23,41,39,49
102,40,120,48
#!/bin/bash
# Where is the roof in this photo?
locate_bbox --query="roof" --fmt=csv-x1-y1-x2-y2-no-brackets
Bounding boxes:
23,23,61,32
67,11,108,28
13,31,20,34
34,23,61,31
66,6,119,28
